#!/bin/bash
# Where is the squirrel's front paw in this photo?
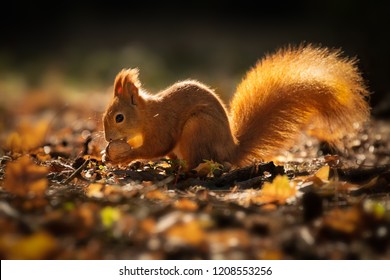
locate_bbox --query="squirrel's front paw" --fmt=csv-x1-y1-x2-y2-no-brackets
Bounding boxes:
104,139,133,164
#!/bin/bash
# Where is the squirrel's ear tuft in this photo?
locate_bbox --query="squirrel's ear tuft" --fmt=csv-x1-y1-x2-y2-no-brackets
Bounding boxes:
114,68,141,99
117,85,123,95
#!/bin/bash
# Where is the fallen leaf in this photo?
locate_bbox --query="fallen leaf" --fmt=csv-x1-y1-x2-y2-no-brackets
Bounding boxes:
193,160,223,177
1,231,57,259
77,203,97,229
165,219,205,246
145,189,169,201
193,162,213,177
86,183,104,198
363,200,386,220
323,207,363,235
252,175,296,205
257,249,284,260
140,218,156,233
3,120,49,153
3,155,48,197
207,229,251,254
174,198,198,211
315,165,330,181
100,206,121,229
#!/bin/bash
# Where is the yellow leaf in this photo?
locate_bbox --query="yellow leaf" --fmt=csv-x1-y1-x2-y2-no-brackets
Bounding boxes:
303,175,326,188
364,200,386,220
253,175,296,205
315,165,330,181
4,132,23,153
3,155,48,197
100,206,121,229
3,231,57,260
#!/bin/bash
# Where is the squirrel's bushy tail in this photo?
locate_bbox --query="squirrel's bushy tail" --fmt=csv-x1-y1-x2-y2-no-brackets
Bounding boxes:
230,45,370,165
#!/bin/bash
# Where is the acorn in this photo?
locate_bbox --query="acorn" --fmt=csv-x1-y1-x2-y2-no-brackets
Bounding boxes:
105,139,132,161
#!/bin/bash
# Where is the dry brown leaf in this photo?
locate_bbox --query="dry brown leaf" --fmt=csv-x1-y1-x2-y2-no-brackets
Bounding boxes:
78,203,97,229
145,189,169,201
257,249,284,260
165,219,205,246
193,162,212,177
104,184,139,199
35,148,52,161
193,160,223,177
86,183,104,198
207,229,251,253
3,120,49,153
3,155,48,197
323,207,362,235
140,218,156,234
173,198,198,211
114,214,137,238
337,182,359,192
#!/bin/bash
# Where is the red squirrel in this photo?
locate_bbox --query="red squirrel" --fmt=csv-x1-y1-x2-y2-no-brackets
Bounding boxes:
102,45,370,170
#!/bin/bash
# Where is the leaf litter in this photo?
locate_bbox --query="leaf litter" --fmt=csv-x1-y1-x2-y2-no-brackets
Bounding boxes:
0,92,390,260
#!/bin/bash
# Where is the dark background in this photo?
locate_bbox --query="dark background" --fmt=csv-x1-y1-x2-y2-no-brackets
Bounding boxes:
1,0,389,118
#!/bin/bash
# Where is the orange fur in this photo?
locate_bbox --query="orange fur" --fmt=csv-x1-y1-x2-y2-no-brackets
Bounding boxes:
230,45,370,164
103,44,370,169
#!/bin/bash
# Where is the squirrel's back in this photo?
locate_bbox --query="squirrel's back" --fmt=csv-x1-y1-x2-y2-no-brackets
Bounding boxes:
229,45,370,165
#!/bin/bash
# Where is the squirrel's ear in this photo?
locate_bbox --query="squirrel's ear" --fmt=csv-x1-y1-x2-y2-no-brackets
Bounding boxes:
114,68,141,105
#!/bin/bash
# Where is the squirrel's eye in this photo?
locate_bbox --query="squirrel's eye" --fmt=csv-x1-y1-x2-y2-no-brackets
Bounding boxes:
115,114,124,123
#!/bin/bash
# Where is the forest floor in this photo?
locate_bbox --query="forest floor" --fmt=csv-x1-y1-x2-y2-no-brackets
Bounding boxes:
0,91,390,260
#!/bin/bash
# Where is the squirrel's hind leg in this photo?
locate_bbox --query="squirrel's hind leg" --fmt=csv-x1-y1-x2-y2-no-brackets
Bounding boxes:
172,113,236,171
